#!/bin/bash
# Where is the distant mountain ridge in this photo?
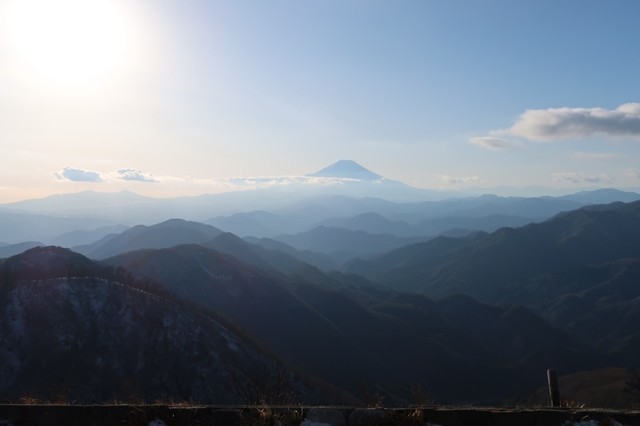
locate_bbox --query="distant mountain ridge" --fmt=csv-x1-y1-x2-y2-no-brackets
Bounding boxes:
3,190,152,212
273,226,430,263
0,208,116,245
0,241,44,259
72,218,335,274
1,168,638,240
205,189,640,240
351,199,640,299
346,199,640,371
74,218,223,259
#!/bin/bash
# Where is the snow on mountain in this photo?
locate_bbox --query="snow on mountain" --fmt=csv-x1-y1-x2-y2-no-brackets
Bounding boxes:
307,160,383,181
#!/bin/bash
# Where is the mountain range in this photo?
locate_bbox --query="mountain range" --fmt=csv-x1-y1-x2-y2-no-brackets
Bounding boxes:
347,200,640,300
346,199,640,372
0,228,604,404
102,243,598,403
1,160,640,406
3,161,638,243
0,247,337,404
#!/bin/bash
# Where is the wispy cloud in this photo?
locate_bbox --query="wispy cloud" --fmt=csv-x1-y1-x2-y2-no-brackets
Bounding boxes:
626,169,640,180
469,136,520,150
54,167,103,182
552,172,614,184
223,176,300,187
571,151,619,160
52,166,376,191
114,168,157,183
434,174,486,185
472,102,640,146
219,175,364,188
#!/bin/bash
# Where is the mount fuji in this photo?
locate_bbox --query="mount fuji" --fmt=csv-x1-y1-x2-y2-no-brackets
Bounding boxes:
307,160,383,181
273,159,443,202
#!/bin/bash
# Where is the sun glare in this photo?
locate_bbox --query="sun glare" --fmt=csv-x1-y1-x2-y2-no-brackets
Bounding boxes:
7,0,129,87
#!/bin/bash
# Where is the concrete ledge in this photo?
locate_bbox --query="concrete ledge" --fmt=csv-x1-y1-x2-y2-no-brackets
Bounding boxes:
0,405,639,425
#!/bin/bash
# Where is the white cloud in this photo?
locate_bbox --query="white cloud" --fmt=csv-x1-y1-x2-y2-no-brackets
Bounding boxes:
473,102,640,146
469,136,520,150
54,167,159,183
114,168,157,183
434,174,486,185
511,103,640,142
53,167,103,182
552,172,614,184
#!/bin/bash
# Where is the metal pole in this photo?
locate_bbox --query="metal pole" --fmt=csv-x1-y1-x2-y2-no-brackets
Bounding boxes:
547,368,560,407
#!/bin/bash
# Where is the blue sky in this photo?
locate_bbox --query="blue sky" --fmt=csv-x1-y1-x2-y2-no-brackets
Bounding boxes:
2,0,640,202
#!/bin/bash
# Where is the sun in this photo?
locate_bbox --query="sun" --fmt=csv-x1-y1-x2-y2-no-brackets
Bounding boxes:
6,0,129,87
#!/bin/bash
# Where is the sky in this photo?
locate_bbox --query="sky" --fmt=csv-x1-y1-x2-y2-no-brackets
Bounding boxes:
2,0,640,203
